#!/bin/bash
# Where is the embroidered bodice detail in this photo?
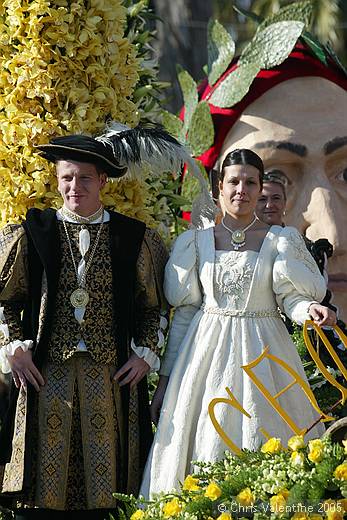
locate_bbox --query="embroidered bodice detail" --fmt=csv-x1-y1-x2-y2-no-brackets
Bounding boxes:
213,250,257,309
287,230,318,274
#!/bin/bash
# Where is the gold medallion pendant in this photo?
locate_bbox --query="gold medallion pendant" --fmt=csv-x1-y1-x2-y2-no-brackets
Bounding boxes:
231,229,246,246
70,288,89,308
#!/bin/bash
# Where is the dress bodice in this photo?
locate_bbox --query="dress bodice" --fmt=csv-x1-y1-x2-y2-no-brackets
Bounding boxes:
213,250,258,310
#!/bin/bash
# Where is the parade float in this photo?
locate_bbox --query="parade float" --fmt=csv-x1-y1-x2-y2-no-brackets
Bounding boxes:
118,2,347,518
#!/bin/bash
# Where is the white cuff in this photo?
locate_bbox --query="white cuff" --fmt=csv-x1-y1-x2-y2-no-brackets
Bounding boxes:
131,339,160,372
0,340,33,374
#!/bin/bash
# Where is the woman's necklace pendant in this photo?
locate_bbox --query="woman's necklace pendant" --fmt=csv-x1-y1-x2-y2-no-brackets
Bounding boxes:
231,229,246,245
70,288,90,308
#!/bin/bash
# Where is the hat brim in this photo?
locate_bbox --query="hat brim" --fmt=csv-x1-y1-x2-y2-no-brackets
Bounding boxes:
35,143,127,178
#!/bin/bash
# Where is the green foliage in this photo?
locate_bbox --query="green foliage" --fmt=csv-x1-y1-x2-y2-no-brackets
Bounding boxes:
290,322,347,420
257,0,313,30
187,102,215,156
117,436,347,519
124,0,168,121
301,30,328,64
177,66,198,137
161,110,185,143
207,19,236,86
209,62,260,107
239,21,305,68
233,5,263,23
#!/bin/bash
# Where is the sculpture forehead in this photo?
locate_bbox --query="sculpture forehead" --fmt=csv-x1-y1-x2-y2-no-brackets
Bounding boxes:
220,77,347,156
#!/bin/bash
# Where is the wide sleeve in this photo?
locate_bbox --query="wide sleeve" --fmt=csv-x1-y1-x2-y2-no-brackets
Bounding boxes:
160,229,203,376
0,225,31,373
133,228,169,371
273,226,327,325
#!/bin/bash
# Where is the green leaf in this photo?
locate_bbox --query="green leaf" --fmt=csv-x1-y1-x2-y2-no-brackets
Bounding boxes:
301,31,328,65
187,101,214,156
239,21,305,69
257,0,313,31
161,110,185,143
207,19,235,86
209,62,260,108
232,5,263,24
324,43,347,77
177,65,198,135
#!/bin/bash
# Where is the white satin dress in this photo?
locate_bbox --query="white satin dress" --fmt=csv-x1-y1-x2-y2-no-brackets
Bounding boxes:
140,225,327,498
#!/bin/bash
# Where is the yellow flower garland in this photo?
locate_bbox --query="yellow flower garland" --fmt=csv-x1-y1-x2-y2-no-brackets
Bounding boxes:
0,0,162,227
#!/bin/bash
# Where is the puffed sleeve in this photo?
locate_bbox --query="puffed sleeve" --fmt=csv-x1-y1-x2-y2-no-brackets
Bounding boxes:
273,226,327,324
160,229,203,376
0,225,32,374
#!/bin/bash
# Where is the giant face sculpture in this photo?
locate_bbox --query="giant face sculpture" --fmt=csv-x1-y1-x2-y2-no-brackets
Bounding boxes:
198,46,347,321
219,77,347,319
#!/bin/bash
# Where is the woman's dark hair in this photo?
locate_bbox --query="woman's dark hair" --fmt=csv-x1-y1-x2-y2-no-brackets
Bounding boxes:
219,148,264,188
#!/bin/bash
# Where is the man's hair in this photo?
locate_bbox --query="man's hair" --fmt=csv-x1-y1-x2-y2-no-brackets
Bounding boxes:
55,157,106,176
219,148,264,188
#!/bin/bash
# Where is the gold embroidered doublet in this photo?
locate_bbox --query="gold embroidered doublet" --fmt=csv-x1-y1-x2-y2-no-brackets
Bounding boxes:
48,222,118,364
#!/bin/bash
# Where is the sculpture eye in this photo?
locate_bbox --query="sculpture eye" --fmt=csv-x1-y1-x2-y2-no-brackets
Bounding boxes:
338,168,347,182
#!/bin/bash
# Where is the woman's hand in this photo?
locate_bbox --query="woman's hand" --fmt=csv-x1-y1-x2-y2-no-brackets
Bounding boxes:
150,375,169,426
308,303,337,327
8,347,45,392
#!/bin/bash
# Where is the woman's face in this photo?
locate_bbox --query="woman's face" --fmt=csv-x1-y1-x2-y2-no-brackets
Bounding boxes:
256,182,286,226
219,77,347,321
219,164,262,218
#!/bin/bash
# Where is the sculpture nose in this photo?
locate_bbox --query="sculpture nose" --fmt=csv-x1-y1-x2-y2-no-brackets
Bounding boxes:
303,186,343,255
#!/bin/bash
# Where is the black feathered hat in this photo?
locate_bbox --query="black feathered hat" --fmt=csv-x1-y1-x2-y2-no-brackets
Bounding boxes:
36,134,127,178
36,122,218,227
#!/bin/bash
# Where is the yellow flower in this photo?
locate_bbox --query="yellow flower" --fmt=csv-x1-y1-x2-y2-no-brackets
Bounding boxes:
288,435,305,451
308,448,323,463
279,489,290,500
324,500,344,520
290,451,305,466
291,513,309,520
337,498,347,512
261,437,283,454
217,514,232,520
334,462,347,481
182,474,200,491
130,511,145,520
204,482,222,501
309,515,323,520
162,498,182,518
270,493,287,514
237,487,255,506
308,439,324,463
342,440,347,454
308,439,323,450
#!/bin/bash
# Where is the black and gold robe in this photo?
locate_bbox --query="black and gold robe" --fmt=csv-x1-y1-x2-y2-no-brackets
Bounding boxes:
0,208,168,511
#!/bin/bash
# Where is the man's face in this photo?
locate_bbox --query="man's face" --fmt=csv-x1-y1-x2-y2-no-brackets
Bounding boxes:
219,77,347,320
56,160,107,216
256,182,286,226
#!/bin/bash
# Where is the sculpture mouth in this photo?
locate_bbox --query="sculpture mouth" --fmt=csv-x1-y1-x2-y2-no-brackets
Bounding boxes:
328,273,347,292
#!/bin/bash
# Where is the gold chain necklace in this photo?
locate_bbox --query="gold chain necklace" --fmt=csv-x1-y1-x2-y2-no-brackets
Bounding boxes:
61,205,104,224
61,210,105,308
221,214,258,250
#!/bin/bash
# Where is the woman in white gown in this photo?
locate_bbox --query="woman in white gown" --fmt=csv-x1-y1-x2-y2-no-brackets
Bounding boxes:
140,149,337,498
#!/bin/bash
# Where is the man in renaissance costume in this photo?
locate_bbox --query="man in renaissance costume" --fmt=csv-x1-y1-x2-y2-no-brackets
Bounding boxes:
0,125,192,520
